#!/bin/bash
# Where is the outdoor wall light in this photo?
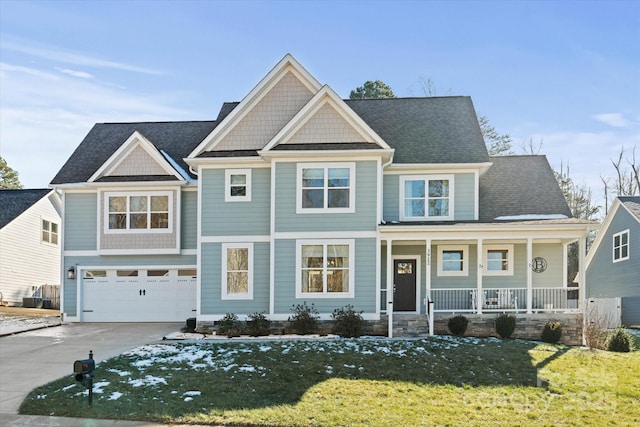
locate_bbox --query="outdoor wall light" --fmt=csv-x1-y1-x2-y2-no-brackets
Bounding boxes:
67,266,76,280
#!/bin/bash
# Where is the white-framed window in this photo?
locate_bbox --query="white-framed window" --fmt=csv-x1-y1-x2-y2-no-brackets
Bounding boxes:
221,243,253,300
296,163,355,213
483,244,514,276
613,230,629,262
400,175,454,221
225,169,251,202
104,191,172,233
437,245,468,276
296,240,355,298
41,219,59,245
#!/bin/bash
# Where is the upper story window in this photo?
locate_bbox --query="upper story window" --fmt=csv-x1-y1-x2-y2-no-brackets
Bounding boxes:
104,191,172,233
297,163,355,214
483,244,514,276
613,230,629,262
400,175,454,221
225,169,251,202
296,240,355,298
41,219,59,245
437,245,468,276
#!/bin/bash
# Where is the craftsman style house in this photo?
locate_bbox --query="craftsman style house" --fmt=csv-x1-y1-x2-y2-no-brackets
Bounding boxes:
52,55,594,333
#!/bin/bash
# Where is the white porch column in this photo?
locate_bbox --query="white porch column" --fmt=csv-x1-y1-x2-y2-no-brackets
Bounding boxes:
526,237,533,314
579,235,587,311
425,239,432,305
386,239,393,338
477,238,483,314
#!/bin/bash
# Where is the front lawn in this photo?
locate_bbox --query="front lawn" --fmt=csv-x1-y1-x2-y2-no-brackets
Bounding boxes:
20,336,640,426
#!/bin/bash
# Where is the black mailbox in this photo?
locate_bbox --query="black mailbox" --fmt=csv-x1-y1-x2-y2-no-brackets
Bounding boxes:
73,358,95,389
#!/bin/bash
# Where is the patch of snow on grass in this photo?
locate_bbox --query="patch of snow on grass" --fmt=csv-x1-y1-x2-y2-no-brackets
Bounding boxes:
238,365,256,372
128,375,168,388
62,384,76,391
108,392,123,400
183,391,201,396
107,368,132,376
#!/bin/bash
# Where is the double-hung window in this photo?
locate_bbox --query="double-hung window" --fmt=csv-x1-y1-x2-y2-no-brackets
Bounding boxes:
105,192,171,233
400,175,454,221
613,230,629,262
225,169,251,202
296,240,354,298
483,245,514,276
221,243,253,300
297,163,355,213
437,245,468,276
41,219,59,245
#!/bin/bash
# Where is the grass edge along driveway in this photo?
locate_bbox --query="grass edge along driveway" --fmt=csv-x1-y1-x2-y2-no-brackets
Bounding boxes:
20,335,640,427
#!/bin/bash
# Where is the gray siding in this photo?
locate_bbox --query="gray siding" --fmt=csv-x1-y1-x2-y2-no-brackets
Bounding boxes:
587,207,640,298
200,242,270,315
383,172,476,222
273,238,377,314
62,254,197,317
201,168,271,236
181,191,198,249
275,161,378,232
622,296,640,326
64,193,97,250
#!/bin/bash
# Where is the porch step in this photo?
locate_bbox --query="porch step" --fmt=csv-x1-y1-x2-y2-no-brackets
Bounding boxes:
392,314,430,337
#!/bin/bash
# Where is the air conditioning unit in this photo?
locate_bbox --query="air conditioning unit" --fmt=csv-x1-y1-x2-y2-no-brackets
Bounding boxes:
22,297,43,308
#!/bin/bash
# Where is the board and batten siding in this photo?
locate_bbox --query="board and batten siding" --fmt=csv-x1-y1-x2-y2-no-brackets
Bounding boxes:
62,254,197,317
274,161,378,233
587,207,640,298
382,172,476,222
273,238,377,314
0,194,61,305
64,193,98,251
200,168,271,236
199,242,270,315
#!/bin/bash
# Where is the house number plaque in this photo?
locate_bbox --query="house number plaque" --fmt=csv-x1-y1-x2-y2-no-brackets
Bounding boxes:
531,257,547,273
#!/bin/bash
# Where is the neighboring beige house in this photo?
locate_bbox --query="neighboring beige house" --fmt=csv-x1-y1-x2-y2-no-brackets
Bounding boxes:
0,189,62,307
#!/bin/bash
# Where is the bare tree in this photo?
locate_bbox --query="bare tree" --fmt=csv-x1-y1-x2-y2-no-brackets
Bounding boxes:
609,145,639,197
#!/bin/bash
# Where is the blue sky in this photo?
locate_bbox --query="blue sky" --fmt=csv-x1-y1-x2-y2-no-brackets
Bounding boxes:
1,0,638,209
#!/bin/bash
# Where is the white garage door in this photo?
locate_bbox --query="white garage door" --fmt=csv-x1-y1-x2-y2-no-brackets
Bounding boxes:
81,268,197,322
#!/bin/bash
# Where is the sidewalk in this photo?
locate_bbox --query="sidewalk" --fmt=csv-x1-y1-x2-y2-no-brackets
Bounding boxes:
0,414,213,426
0,307,61,337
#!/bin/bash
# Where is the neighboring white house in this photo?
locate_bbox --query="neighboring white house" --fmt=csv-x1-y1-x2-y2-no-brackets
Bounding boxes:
0,189,62,307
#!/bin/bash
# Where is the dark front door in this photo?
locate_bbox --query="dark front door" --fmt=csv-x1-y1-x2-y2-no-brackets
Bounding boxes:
393,259,417,312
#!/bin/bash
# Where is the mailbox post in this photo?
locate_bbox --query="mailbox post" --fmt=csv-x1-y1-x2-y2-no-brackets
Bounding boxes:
74,350,95,405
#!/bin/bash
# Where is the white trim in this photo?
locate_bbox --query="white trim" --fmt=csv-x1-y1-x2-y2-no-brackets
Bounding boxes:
188,54,322,157
224,169,252,202
201,235,270,243
473,169,480,220
89,131,184,182
436,245,469,276
483,244,514,276
612,229,630,263
275,231,376,240
221,243,254,300
97,248,181,255
392,254,421,315
399,175,455,221
296,162,356,214
295,239,355,299
103,191,173,234
262,85,390,151
269,162,277,316
384,163,492,174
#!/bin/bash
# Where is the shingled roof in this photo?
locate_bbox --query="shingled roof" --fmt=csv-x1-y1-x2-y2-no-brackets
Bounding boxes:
619,196,640,221
50,121,218,185
479,155,572,222
0,189,52,229
346,97,489,164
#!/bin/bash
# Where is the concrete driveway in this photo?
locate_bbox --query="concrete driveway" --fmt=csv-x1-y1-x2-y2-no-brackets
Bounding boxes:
0,323,181,414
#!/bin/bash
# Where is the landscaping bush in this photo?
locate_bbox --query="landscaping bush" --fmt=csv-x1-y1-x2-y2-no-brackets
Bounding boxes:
541,321,562,343
495,314,516,339
246,312,271,337
331,305,364,338
447,315,469,337
289,302,319,334
606,328,634,352
217,313,240,337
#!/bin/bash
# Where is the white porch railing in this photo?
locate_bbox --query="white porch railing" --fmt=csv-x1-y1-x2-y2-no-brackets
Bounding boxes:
427,287,579,313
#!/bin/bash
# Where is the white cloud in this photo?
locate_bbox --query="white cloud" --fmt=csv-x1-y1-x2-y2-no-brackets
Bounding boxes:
593,113,629,128
0,62,201,188
1,37,163,75
56,67,94,79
